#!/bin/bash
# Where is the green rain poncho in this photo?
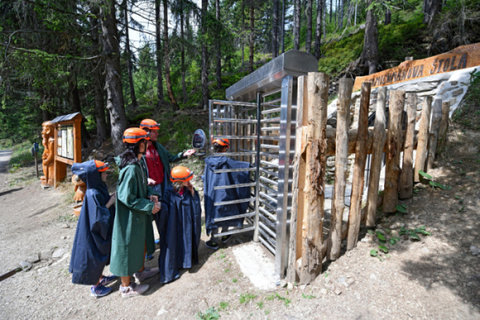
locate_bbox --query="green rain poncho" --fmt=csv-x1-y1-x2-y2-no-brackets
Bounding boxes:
110,158,155,276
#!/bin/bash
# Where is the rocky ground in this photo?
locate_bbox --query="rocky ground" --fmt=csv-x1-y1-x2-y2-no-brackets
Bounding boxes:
0,124,479,319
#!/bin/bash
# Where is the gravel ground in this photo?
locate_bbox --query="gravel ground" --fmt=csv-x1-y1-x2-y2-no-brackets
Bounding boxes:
0,125,478,319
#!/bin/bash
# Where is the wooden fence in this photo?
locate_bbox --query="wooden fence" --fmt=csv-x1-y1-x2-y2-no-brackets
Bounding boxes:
287,72,449,284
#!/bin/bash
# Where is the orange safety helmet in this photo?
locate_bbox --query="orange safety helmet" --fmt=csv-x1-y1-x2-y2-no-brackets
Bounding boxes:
94,160,109,172
139,119,160,130
122,128,150,144
212,138,230,148
170,166,193,183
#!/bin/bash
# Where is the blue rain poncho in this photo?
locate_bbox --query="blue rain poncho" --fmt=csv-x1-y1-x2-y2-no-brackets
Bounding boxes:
158,186,202,283
203,156,251,236
69,160,114,285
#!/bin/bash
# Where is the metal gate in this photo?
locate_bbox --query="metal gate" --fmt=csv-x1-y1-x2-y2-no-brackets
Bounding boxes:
208,76,296,279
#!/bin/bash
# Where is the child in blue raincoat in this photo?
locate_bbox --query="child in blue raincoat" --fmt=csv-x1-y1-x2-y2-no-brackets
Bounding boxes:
69,160,117,298
158,166,202,283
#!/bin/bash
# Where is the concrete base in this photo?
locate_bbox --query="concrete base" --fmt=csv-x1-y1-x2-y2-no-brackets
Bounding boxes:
232,242,277,291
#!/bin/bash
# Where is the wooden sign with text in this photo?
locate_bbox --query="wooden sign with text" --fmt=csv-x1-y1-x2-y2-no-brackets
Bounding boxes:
353,43,480,91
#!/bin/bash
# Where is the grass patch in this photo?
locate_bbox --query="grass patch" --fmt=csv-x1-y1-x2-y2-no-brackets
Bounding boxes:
196,307,220,320
239,292,257,304
9,141,40,172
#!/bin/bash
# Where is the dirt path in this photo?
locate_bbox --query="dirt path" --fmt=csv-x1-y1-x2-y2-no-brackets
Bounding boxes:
0,126,479,320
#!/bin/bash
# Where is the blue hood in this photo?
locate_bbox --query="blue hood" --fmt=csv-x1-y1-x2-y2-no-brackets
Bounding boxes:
72,160,109,198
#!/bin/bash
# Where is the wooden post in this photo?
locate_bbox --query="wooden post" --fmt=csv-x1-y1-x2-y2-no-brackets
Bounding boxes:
33,145,39,178
437,101,450,155
383,90,405,213
299,72,329,284
328,77,353,259
287,76,308,283
346,81,371,251
398,93,416,199
365,87,387,227
427,99,442,171
414,96,432,182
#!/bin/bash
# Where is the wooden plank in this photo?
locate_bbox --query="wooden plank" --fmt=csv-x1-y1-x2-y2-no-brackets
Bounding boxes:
328,77,353,260
287,76,307,283
365,87,387,227
353,43,480,91
346,82,371,250
383,90,405,213
437,101,450,155
414,96,432,183
399,93,417,199
299,72,329,284
427,99,443,171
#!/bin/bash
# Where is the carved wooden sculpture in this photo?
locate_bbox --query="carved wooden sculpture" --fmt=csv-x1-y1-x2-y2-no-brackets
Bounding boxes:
72,174,86,203
40,121,55,187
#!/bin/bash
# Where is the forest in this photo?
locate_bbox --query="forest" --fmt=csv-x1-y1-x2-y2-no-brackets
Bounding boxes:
0,0,479,154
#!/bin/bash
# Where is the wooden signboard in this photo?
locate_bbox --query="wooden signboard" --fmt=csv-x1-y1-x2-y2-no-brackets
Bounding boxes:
51,112,82,187
353,43,480,91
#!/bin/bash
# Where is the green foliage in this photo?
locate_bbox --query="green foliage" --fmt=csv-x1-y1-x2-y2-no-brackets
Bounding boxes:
378,13,427,64
418,170,451,190
0,139,14,149
265,293,291,306
302,293,316,299
218,301,229,311
196,307,220,320
239,293,257,304
318,32,364,77
369,224,430,259
452,70,480,130
9,141,38,172
395,204,408,214
399,225,431,240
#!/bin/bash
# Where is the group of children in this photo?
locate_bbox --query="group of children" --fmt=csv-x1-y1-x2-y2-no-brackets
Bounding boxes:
69,119,246,299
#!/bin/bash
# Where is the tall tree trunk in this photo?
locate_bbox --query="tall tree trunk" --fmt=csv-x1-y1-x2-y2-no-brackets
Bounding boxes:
354,0,357,26
344,0,355,29
385,4,391,25
123,0,138,109
100,0,127,154
338,0,344,29
163,0,178,110
329,0,332,23
180,0,187,102
272,0,280,58
305,0,313,53
201,0,209,109
361,0,378,74
241,0,245,68
93,63,108,145
215,0,222,88
68,71,90,148
281,0,286,53
155,0,164,107
314,0,323,59
423,0,442,25
249,2,254,72
89,7,108,144
334,0,338,24
293,0,300,50
322,0,326,37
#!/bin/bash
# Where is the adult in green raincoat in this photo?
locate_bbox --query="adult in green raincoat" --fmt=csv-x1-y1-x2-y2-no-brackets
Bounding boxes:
110,128,161,298
139,119,195,260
